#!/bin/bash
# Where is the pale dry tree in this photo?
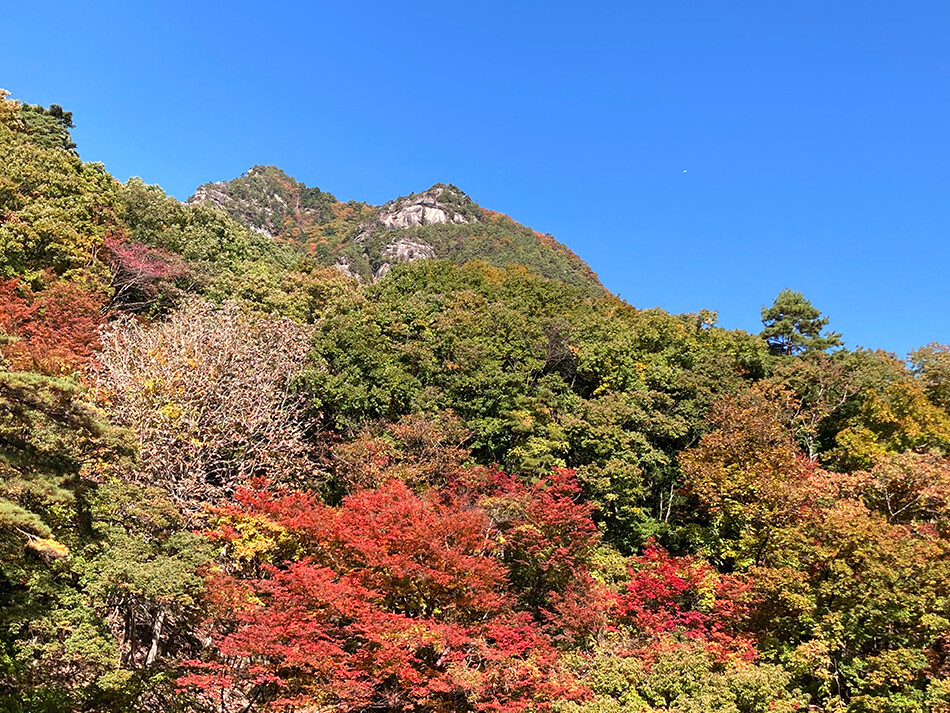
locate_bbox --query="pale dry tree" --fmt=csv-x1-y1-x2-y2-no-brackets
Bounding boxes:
94,300,318,514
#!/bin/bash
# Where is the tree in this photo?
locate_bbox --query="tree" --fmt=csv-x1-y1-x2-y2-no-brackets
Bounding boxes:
19,103,77,152
910,342,950,411
102,232,187,313
765,352,863,460
93,300,317,515
679,385,832,569
0,277,105,376
0,371,134,710
180,475,589,712
760,289,842,356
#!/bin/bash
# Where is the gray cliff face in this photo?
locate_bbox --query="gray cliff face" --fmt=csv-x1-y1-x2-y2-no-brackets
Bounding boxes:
365,185,476,280
188,183,231,211
189,181,282,238
377,186,475,229
373,237,437,280
380,236,437,262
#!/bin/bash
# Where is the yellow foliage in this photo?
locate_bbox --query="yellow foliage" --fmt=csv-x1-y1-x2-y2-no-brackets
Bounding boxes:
27,536,69,559
158,402,181,421
228,514,293,563
832,426,889,471
0,89,23,131
789,639,833,683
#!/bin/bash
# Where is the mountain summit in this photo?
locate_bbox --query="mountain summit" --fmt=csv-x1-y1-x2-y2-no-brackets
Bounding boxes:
189,166,602,292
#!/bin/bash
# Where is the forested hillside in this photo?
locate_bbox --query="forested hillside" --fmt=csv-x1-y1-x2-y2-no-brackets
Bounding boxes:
2,90,949,713
190,166,603,292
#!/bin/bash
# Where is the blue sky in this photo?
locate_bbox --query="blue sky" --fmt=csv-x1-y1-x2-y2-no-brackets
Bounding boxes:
3,1,948,356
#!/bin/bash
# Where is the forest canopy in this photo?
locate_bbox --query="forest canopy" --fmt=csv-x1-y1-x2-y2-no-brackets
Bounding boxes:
1,90,948,713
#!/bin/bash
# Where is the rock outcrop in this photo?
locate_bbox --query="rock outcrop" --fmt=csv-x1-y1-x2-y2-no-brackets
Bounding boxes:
188,166,338,240
333,257,361,281
188,183,231,212
187,171,602,294
373,237,437,280
378,186,476,229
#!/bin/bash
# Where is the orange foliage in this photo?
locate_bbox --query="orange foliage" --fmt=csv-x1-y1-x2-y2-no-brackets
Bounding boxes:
0,276,104,375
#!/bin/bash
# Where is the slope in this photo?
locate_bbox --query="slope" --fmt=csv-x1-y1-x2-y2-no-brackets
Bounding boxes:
189,166,604,294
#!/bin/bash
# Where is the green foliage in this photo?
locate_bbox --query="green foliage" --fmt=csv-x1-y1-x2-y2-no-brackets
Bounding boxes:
0,371,120,548
0,92,120,283
0,370,214,710
120,177,296,273
559,641,803,713
202,257,360,322
760,289,842,356
816,349,950,470
116,176,315,318
19,103,76,152
910,342,950,411
0,370,136,709
1,88,949,713
303,259,765,551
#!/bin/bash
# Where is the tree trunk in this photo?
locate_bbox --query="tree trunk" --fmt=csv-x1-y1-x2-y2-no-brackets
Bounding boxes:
145,609,166,666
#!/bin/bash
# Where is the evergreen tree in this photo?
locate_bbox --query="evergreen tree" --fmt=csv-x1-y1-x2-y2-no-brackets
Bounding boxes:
760,288,842,356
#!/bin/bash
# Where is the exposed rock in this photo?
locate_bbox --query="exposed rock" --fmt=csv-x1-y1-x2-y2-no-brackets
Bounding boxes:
371,236,437,282
248,224,275,239
333,258,361,281
381,203,448,228
188,183,231,211
377,186,476,229
380,237,436,263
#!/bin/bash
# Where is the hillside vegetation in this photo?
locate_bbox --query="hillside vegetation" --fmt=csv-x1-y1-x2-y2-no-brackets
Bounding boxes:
190,166,603,292
2,90,950,713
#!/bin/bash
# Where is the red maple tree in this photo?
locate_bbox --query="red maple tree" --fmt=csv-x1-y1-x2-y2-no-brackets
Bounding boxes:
181,474,591,712
0,276,104,375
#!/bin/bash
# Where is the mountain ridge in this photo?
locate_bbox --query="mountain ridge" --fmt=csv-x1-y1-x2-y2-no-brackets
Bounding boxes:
188,165,604,293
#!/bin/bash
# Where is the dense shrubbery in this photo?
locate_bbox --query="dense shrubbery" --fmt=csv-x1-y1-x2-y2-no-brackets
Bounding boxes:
2,90,949,713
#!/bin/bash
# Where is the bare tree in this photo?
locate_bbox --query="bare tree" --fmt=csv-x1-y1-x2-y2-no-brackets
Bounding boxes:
94,300,318,514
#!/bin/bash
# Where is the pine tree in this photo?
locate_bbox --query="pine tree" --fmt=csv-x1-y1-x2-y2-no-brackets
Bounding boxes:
760,288,842,356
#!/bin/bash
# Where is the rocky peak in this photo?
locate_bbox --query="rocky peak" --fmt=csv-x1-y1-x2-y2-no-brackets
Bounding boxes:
184,168,601,293
188,182,231,212
187,166,340,240
377,184,480,229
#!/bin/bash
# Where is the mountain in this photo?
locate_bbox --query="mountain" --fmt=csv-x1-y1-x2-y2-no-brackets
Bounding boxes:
189,165,603,293
6,90,950,713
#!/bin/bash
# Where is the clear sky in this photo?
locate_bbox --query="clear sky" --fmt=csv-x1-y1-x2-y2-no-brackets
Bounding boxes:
3,1,948,356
